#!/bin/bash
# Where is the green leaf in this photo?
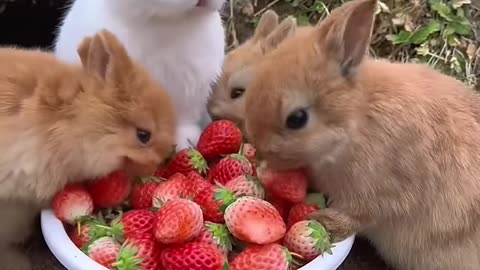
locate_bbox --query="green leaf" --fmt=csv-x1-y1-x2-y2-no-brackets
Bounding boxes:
296,14,310,26
387,31,412,45
409,21,442,45
446,21,472,36
431,2,455,21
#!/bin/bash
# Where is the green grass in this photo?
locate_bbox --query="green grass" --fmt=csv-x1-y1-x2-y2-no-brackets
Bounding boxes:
226,0,479,89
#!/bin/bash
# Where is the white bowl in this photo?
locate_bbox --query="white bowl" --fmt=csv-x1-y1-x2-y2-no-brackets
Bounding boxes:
41,209,355,270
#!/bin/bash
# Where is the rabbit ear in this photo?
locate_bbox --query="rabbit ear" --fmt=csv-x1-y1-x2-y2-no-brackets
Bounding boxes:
253,10,279,42
77,29,134,84
262,15,297,52
318,0,377,77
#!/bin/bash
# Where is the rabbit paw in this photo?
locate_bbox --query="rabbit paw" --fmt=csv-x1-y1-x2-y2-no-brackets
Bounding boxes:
0,247,32,270
308,208,356,242
176,124,202,150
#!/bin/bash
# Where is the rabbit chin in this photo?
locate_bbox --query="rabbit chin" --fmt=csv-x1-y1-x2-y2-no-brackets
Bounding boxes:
110,0,225,19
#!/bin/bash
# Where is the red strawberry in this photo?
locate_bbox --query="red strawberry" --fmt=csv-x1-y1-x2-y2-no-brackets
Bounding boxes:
52,184,94,225
207,154,253,185
287,193,326,228
266,192,292,223
185,171,214,198
111,209,156,241
195,222,233,256
115,235,162,270
163,148,209,178
130,177,163,210
225,175,265,199
88,171,132,208
152,173,190,207
283,220,332,262
69,215,110,250
87,236,121,268
240,143,256,165
153,167,168,178
229,243,293,270
197,120,243,160
161,242,225,270
194,185,236,223
258,167,307,204
224,196,286,245
154,198,204,245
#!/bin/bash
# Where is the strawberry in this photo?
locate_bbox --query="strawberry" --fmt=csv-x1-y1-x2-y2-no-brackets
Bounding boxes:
111,209,156,241
152,173,190,207
87,236,121,268
161,242,225,270
283,220,333,262
229,243,293,270
194,185,237,223
224,196,286,245
195,222,233,256
207,154,253,185
153,167,168,178
240,143,256,165
185,171,214,198
197,120,243,160
287,193,326,228
163,148,209,178
88,170,132,208
69,215,110,250
225,175,265,199
52,184,94,225
154,198,204,244
114,235,162,270
130,177,163,210
258,167,307,204
266,192,292,223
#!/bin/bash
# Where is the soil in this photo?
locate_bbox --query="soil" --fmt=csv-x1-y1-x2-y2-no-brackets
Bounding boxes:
1,1,390,269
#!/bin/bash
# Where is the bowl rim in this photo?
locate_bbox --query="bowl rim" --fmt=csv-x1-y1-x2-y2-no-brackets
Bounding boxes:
41,209,355,270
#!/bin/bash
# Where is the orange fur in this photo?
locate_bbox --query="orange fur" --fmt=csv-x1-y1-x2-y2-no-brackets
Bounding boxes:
244,0,480,269
0,29,176,269
207,11,298,133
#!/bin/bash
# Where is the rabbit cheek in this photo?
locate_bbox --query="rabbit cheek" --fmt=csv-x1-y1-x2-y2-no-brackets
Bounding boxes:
122,149,161,177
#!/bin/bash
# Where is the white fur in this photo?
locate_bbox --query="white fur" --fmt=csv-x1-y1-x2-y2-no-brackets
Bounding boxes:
54,0,226,150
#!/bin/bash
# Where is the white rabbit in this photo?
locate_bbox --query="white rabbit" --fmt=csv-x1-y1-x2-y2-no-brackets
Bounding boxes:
53,0,226,150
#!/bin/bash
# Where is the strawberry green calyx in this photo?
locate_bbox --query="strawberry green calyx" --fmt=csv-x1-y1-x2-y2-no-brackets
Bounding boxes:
97,212,125,244
223,263,231,270
308,220,334,255
187,148,209,175
305,193,327,209
137,176,164,185
213,185,238,213
76,215,111,253
205,222,234,252
112,242,143,270
228,153,250,164
286,249,306,268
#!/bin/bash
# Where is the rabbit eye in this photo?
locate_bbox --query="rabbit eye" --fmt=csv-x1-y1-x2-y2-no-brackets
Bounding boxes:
286,109,308,130
230,87,245,99
136,128,151,144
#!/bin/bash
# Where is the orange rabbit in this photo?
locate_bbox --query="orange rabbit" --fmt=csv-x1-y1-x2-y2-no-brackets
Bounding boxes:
207,10,297,133
0,29,176,269
244,0,480,269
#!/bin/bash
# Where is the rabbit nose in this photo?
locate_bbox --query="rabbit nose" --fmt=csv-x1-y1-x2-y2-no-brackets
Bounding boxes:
196,0,207,7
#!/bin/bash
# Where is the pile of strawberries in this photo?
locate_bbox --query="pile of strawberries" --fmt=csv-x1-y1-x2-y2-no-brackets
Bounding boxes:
51,120,333,270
